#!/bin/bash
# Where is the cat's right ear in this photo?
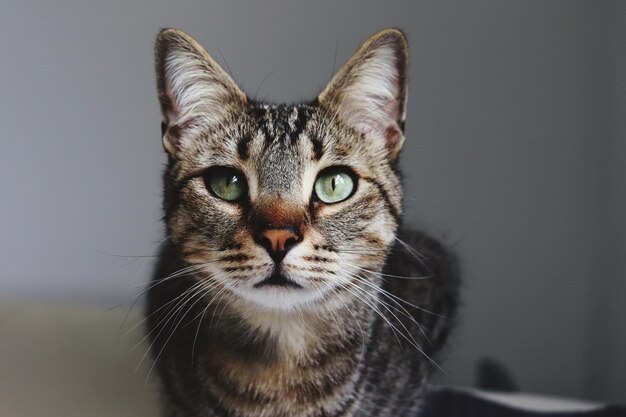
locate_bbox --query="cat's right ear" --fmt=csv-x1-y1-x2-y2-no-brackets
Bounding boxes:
155,29,247,156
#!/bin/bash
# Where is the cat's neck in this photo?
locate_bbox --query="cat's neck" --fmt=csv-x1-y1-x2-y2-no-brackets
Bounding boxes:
225,297,373,361
199,301,373,416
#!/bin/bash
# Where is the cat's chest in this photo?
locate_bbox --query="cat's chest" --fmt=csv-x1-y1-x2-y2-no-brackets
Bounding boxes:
196,316,364,399
198,344,361,416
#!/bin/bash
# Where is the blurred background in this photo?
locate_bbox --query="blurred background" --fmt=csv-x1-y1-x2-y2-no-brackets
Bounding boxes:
1,0,624,410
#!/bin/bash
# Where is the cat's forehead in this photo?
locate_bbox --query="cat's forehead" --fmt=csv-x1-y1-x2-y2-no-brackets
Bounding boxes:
243,102,319,193
242,102,325,155
248,103,310,141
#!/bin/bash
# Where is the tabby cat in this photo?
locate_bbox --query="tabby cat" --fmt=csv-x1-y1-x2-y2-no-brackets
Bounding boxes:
147,28,459,417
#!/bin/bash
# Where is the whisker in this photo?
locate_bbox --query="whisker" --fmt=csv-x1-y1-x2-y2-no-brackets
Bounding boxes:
137,288,202,376
343,261,432,281
340,274,419,345
327,285,367,354
191,307,208,365
333,278,404,350
394,236,434,275
312,280,346,343
138,276,225,376
341,270,434,345
146,281,226,381
133,277,220,348
121,265,216,334
342,268,449,320
253,67,279,99
337,272,444,372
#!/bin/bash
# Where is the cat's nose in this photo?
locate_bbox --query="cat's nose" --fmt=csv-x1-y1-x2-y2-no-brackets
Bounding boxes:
257,226,301,262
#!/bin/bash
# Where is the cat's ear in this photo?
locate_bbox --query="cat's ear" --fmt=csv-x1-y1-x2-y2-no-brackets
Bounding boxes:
317,29,408,161
155,29,247,156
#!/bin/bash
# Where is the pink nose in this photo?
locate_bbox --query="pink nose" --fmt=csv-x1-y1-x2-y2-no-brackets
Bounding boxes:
258,227,300,261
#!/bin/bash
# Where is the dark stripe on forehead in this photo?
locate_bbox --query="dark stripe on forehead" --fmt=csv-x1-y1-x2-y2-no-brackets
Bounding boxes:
237,134,253,159
249,105,272,145
289,106,308,145
248,103,324,160
249,104,266,120
310,135,324,160
361,176,401,222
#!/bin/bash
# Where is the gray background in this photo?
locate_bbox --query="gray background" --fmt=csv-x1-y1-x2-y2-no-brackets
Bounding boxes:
1,0,624,404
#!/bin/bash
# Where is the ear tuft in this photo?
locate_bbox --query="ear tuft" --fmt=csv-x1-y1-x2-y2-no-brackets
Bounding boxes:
318,29,408,160
155,29,247,156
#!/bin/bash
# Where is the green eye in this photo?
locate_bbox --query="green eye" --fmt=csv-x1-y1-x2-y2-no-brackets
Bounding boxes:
204,167,247,202
314,168,355,204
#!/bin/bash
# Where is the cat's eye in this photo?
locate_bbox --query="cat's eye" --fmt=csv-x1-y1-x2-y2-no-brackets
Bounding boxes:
203,167,247,202
314,168,355,204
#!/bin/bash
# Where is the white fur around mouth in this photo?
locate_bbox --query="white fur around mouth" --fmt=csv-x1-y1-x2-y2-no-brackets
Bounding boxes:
236,281,325,311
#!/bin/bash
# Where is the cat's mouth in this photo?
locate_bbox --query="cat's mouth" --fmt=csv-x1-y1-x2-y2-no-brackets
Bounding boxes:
253,271,302,289
238,268,323,310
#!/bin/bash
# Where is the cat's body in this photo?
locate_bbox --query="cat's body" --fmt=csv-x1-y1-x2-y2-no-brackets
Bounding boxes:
147,28,459,417
148,231,457,417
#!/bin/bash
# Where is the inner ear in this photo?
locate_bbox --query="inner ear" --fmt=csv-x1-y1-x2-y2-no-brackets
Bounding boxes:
317,29,408,160
155,29,247,156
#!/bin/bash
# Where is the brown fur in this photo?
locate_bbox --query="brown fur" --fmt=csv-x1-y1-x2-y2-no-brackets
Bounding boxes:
146,28,459,417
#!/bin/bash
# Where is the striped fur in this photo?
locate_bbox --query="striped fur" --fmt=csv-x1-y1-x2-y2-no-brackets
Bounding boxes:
147,28,459,417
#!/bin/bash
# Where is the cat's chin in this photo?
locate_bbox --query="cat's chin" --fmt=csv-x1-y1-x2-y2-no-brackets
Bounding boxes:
234,283,326,311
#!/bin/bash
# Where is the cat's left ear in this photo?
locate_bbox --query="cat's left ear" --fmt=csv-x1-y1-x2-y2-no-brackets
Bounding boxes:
155,29,247,156
317,29,408,161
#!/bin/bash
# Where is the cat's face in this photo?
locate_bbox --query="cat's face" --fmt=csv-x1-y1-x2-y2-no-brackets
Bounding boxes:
155,29,408,311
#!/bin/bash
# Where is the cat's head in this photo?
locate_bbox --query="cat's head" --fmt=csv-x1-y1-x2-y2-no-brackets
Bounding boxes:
155,28,408,311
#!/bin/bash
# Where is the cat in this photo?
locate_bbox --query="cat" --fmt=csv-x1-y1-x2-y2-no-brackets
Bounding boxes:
146,27,459,417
